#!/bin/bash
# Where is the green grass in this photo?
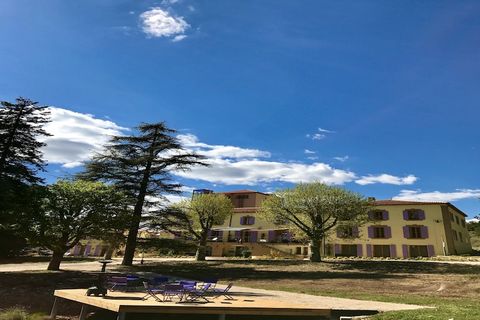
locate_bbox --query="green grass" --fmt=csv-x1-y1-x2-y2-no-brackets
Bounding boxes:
0,308,44,320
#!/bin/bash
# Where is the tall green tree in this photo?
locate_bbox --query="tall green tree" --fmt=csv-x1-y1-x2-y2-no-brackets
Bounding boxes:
26,180,130,271
152,193,233,261
260,182,371,262
0,97,51,256
0,97,50,184
80,122,205,266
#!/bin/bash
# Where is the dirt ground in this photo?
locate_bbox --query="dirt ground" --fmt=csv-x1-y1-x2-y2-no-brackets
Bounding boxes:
0,259,479,319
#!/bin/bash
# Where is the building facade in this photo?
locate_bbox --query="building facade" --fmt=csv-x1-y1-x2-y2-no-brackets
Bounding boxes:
206,190,472,258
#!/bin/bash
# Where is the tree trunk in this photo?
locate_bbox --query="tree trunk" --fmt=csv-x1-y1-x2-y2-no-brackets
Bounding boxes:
47,250,65,271
195,237,208,261
122,211,142,266
310,239,322,262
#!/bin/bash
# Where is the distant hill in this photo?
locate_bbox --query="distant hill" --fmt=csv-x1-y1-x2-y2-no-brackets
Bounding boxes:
467,221,480,251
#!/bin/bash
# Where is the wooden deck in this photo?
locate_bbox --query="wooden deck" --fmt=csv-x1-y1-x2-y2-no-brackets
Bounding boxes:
52,289,332,320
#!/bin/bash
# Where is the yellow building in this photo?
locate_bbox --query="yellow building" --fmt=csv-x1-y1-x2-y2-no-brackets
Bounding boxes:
206,190,472,258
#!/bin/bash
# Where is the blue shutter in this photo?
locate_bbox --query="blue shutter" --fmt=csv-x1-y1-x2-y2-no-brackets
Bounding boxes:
390,245,397,258
382,210,389,220
384,226,392,239
418,210,426,220
402,245,409,258
403,226,410,238
357,244,363,257
367,226,374,238
421,226,429,239
427,245,435,257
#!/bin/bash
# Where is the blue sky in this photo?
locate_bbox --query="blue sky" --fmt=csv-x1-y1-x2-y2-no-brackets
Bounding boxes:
1,0,479,218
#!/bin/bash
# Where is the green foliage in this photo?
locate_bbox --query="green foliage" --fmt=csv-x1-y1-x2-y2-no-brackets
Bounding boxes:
80,122,206,265
0,97,51,184
152,193,233,260
0,308,43,320
137,238,197,256
25,179,130,269
0,229,27,258
260,182,372,261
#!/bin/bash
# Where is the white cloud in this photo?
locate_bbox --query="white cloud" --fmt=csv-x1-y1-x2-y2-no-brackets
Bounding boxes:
304,149,316,154
393,189,480,202
40,108,127,168
334,155,349,162
174,158,357,186
318,127,335,133
172,34,187,42
140,8,189,39
177,134,271,159
355,174,417,186
306,133,326,140
306,127,335,140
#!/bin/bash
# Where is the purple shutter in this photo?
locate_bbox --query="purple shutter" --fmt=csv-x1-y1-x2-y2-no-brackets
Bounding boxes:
384,226,392,239
235,231,241,239
402,245,409,258
418,210,425,220
217,231,223,241
403,226,410,239
250,217,255,225
285,232,292,241
357,244,363,257
250,231,257,243
334,244,341,255
268,231,276,242
73,245,80,255
353,226,359,238
367,226,374,238
403,210,409,220
84,245,91,256
390,245,397,258
421,226,429,239
382,211,389,220
240,217,245,225
427,245,435,257
93,245,102,256
366,244,372,257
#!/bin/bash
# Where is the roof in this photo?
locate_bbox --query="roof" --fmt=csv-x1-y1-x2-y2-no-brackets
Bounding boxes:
221,189,270,195
374,200,468,217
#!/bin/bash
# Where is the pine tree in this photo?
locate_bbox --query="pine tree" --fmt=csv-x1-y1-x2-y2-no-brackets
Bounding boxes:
0,97,51,184
80,122,206,266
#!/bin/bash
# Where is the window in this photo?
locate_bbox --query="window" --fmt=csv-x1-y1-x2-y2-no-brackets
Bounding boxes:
240,216,255,225
296,247,302,255
404,209,425,220
369,210,388,220
235,194,249,207
338,245,358,257
452,230,458,241
455,216,459,225
337,226,356,238
373,245,391,258
409,245,429,257
408,226,422,239
373,226,386,238
461,219,466,228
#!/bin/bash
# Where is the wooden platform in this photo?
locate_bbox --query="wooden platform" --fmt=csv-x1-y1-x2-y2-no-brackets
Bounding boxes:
51,289,332,320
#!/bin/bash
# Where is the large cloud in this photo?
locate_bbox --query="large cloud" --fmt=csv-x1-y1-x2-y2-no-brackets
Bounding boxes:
140,8,189,40
41,108,126,168
393,189,480,202
355,174,417,186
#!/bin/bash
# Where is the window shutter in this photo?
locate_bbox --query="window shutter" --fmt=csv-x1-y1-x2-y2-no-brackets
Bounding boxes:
418,210,426,220
421,226,429,239
367,226,374,238
390,245,397,258
402,245,409,258
403,210,409,220
240,217,245,225
250,231,257,243
207,230,212,238
427,245,435,257
334,244,341,255
353,226,359,238
382,211,389,220
84,245,91,256
357,244,363,257
235,231,241,239
403,226,410,239
285,232,292,241
366,244,372,257
384,226,392,239
250,217,256,225
268,230,276,242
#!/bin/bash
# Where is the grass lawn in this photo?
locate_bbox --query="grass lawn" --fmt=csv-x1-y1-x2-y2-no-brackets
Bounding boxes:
0,259,479,319
127,259,480,320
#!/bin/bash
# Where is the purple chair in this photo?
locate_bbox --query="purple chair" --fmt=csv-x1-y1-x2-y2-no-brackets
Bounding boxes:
182,283,212,303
